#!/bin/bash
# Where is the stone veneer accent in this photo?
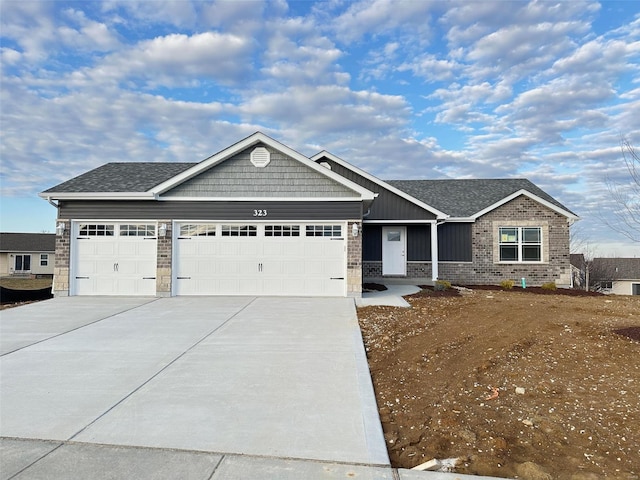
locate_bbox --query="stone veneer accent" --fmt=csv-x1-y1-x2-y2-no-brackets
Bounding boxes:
347,221,362,296
156,220,172,296
364,196,572,287
53,219,71,296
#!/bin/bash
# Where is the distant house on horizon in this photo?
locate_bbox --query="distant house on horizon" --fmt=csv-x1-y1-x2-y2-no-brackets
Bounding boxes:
592,257,640,296
570,253,586,289
0,233,55,277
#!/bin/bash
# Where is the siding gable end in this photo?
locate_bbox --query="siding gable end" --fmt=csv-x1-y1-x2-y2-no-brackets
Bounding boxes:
161,144,360,199
317,158,437,220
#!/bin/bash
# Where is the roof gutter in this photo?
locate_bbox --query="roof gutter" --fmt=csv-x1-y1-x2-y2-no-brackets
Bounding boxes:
38,192,156,201
44,196,58,209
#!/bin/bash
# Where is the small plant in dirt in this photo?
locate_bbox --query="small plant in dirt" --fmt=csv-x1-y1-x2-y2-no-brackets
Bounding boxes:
434,280,452,291
541,282,557,291
500,279,515,290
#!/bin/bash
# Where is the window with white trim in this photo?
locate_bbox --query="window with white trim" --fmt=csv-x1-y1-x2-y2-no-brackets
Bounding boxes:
180,224,216,236
120,224,156,236
265,225,300,237
40,254,48,266
499,227,542,262
78,224,114,236
305,225,342,237
221,225,257,237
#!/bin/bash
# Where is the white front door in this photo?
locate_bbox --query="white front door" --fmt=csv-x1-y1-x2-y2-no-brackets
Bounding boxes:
382,226,406,275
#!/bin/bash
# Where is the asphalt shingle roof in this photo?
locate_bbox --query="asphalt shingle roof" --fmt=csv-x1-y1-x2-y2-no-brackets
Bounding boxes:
388,179,575,217
43,163,197,193
592,258,640,280
41,163,576,220
0,233,56,252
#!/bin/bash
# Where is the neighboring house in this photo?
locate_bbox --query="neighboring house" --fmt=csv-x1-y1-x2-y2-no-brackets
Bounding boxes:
39,132,578,298
0,233,55,276
591,258,640,295
570,253,586,289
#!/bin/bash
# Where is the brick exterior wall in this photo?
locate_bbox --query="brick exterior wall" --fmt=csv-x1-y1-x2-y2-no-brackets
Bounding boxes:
53,219,70,296
156,220,172,296
347,221,362,296
364,196,572,287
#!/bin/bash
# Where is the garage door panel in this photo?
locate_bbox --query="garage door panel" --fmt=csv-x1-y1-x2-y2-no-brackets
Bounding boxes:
95,243,117,256
275,260,305,275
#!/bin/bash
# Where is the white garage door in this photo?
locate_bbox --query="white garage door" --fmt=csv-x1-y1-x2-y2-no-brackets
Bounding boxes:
174,223,346,296
72,223,157,296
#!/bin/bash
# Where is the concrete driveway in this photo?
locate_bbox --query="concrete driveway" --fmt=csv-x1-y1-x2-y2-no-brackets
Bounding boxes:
0,296,388,467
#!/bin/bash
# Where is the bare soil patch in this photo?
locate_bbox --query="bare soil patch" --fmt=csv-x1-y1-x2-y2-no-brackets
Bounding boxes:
358,288,640,479
0,277,53,290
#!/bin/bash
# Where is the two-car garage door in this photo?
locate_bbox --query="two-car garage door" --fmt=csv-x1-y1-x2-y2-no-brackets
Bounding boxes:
71,221,347,296
174,222,346,296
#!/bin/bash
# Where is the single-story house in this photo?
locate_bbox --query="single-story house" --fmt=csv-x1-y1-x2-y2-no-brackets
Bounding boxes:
591,258,640,295
39,132,578,298
0,233,55,277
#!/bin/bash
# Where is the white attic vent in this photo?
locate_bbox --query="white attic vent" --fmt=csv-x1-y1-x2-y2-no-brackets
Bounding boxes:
250,146,271,168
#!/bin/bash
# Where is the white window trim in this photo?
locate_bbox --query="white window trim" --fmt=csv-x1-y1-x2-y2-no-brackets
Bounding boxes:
493,221,549,264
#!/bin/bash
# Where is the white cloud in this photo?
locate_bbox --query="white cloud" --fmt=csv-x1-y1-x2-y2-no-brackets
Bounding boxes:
0,1,119,64
399,54,459,82
100,0,199,28
331,0,438,43
1,47,21,64
67,31,255,88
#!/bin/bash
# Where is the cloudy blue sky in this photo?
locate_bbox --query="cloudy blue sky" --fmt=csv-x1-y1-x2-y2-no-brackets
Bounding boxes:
1,0,639,256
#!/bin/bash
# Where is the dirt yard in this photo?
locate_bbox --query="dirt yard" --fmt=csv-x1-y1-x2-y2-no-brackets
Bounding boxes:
358,287,640,480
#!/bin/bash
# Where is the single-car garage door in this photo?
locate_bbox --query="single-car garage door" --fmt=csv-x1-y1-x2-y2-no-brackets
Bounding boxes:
174,222,346,296
72,223,158,296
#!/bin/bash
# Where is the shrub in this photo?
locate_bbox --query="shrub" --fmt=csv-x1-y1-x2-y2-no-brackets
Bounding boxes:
500,279,515,290
434,280,452,291
541,282,557,291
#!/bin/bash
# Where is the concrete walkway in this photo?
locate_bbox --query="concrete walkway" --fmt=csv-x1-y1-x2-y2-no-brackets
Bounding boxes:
1,438,501,480
356,284,421,307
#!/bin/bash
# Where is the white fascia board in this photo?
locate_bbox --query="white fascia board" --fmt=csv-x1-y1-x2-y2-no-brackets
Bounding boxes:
442,217,476,223
157,196,364,202
363,219,438,224
470,189,580,221
150,132,376,201
312,151,449,220
38,192,154,200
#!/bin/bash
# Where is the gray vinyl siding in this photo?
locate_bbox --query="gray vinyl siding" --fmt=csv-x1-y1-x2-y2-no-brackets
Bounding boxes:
323,160,436,221
438,223,472,262
363,225,382,261
58,200,362,221
407,225,431,261
163,145,359,198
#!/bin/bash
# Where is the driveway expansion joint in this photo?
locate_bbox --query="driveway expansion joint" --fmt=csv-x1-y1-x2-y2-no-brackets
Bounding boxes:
66,297,259,442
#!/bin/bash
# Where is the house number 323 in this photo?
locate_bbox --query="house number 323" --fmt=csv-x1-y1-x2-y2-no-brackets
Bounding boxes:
253,209,268,217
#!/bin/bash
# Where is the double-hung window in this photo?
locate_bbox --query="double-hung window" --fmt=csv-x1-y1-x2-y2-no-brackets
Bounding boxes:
499,227,542,262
